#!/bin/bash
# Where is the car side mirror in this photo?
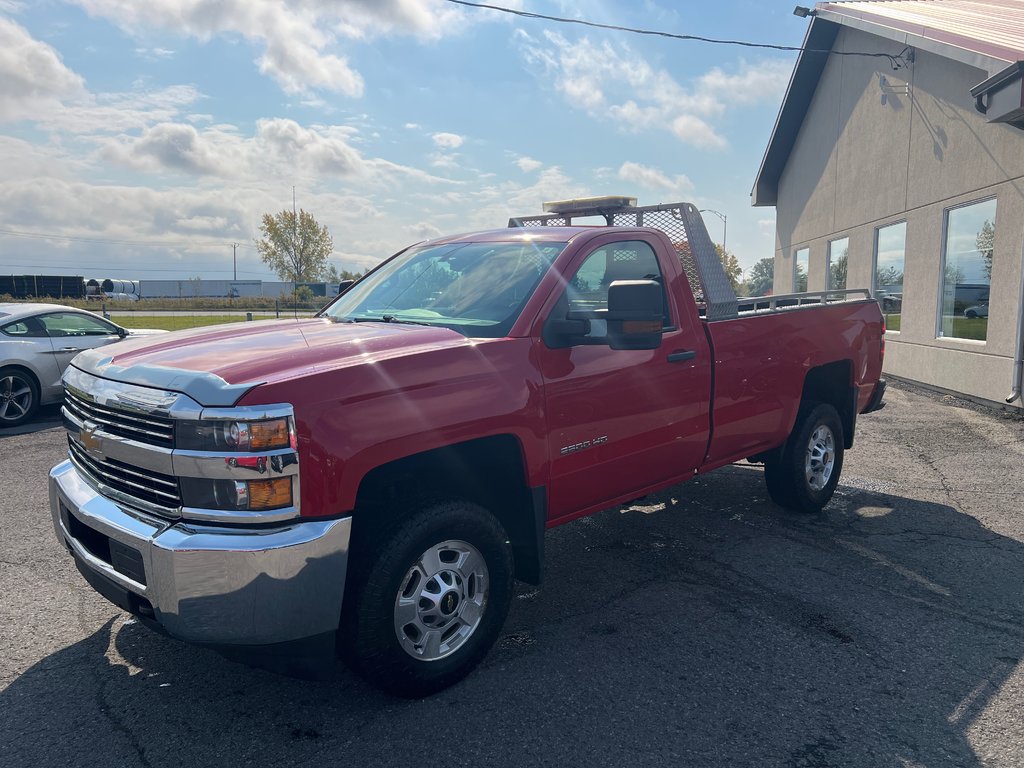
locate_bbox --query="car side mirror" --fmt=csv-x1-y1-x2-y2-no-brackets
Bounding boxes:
117,327,128,338
338,279,355,294
606,279,664,350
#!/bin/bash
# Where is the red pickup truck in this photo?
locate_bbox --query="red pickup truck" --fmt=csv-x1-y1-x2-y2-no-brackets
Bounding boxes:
50,198,885,696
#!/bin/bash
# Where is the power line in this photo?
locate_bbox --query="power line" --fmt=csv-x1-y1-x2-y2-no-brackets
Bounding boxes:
0,261,271,276
445,0,912,69
0,227,255,249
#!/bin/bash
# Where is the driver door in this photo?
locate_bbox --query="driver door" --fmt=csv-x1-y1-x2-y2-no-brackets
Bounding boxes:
536,236,712,521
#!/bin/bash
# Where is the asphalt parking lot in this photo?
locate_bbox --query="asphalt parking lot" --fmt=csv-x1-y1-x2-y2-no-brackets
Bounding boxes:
2,383,1023,768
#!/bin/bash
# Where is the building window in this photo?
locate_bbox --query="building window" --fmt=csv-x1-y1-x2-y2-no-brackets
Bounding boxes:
874,222,906,332
794,247,809,292
828,237,849,291
939,198,996,341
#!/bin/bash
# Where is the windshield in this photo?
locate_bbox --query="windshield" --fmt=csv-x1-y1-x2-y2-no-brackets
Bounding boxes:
322,240,566,337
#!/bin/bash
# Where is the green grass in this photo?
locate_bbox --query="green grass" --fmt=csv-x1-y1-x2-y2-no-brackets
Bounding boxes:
945,317,988,341
882,314,988,341
116,314,282,331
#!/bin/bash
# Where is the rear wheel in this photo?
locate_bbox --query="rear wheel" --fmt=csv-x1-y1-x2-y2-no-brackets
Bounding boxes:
764,402,844,514
339,499,513,697
0,368,40,428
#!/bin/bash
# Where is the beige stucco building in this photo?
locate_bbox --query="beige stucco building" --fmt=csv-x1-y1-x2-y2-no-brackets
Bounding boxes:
753,0,1024,408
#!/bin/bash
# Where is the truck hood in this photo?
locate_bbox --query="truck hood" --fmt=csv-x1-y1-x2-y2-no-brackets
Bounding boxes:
71,318,468,406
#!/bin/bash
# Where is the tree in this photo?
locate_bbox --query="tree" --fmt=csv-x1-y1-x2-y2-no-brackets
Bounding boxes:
976,219,994,279
715,244,743,293
746,257,774,297
829,253,848,290
875,265,904,288
324,263,368,283
255,209,334,282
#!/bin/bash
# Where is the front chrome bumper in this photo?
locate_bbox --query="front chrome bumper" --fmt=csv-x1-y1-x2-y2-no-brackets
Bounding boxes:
50,460,351,647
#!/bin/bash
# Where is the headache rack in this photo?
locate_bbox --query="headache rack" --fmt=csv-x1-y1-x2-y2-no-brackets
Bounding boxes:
510,196,872,322
510,197,737,320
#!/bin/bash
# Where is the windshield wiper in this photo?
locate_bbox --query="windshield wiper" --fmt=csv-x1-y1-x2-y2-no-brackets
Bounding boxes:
345,315,435,326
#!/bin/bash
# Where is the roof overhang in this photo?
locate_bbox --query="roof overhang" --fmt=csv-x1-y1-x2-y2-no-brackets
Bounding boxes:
751,5,1017,208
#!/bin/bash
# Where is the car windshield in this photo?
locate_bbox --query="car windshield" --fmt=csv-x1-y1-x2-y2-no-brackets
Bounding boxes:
322,241,566,337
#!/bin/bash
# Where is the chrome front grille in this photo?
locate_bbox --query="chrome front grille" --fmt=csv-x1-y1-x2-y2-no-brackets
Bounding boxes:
64,388,175,448
68,437,182,511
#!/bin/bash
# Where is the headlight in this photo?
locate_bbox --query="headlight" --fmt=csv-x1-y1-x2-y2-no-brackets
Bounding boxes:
180,477,294,511
177,417,295,452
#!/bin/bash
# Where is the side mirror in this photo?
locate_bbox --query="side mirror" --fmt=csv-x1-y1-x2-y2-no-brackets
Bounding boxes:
338,279,355,294
606,279,663,350
117,327,128,338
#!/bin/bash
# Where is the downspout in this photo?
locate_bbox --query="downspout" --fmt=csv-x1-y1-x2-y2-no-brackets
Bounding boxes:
1007,240,1024,403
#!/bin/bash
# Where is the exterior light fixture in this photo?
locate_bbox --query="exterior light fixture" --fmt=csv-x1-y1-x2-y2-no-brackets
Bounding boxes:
793,6,816,17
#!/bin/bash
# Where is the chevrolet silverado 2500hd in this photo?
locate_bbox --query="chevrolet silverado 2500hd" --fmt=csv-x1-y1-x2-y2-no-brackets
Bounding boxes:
50,198,885,696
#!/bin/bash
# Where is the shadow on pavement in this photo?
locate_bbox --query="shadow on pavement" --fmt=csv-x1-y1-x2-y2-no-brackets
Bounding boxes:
2,464,1021,767
0,404,63,438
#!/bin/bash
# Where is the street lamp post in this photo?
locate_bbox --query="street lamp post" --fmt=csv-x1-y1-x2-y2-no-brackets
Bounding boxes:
699,209,727,251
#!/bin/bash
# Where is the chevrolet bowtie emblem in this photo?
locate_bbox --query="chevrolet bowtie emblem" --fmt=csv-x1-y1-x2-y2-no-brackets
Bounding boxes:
79,424,104,458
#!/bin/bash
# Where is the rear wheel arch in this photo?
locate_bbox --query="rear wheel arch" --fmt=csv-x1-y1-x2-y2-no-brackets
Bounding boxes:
800,359,856,449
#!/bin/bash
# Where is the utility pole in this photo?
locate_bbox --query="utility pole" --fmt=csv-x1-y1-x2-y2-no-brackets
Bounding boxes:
232,242,237,281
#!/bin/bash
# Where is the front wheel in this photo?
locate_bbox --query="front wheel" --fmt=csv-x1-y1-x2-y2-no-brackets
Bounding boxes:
764,403,844,514
339,499,514,697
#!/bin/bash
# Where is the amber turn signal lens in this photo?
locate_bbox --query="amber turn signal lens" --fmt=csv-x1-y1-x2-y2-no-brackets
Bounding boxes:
246,477,292,510
622,320,662,334
249,419,290,451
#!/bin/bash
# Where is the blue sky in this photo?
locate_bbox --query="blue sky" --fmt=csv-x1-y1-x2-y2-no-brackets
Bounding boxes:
0,0,809,282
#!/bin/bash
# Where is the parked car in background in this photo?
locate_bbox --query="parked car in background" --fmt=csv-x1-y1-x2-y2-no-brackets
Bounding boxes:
0,303,166,427
964,303,989,319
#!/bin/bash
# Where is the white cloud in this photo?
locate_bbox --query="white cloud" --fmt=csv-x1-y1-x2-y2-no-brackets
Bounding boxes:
617,162,694,196
404,122,421,129
35,84,204,134
431,132,464,149
0,16,85,121
135,47,175,60
515,156,542,173
66,0,485,96
518,30,790,150
698,60,792,105
428,151,460,169
97,117,457,187
670,115,726,150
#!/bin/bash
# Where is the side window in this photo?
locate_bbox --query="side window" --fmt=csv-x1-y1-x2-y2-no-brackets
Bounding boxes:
565,241,669,333
39,312,117,337
0,317,47,338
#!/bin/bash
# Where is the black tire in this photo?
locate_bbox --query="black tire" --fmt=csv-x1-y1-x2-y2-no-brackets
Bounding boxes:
763,402,844,514
339,499,514,697
0,367,40,428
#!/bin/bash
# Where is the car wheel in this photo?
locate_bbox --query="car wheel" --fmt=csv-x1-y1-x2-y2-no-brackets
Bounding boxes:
339,499,514,697
965,310,978,319
0,367,40,428
764,402,844,514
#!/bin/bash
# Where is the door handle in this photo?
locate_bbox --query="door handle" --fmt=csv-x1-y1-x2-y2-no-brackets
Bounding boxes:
667,350,697,363
60,347,83,352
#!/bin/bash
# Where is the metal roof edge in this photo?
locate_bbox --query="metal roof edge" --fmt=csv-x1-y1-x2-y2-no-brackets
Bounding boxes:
816,7,1011,74
751,5,1014,208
